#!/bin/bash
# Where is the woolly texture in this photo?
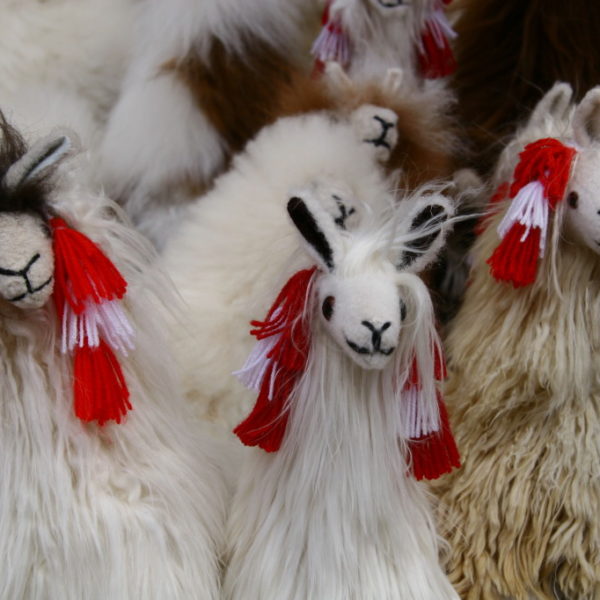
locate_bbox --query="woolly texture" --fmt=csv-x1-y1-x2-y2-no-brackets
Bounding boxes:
234,267,316,451
417,1,457,78
487,138,577,287
0,110,228,598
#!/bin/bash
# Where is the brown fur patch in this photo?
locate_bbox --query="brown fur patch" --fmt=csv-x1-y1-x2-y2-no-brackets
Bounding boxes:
166,37,304,161
452,0,600,174
274,73,455,188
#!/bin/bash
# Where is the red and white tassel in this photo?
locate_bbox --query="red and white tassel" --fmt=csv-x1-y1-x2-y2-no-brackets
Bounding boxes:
51,217,134,425
401,346,460,480
311,0,351,74
234,268,317,452
487,138,577,287
417,0,457,79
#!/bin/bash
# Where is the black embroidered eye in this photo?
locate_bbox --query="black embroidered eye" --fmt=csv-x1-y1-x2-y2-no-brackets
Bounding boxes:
322,296,335,321
567,191,579,209
399,299,407,321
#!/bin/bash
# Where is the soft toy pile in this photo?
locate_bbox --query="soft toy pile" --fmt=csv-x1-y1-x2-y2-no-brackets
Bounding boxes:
1,1,600,599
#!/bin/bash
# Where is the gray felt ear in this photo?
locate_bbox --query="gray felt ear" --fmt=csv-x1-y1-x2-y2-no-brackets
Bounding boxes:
4,129,77,190
573,86,600,147
287,190,345,272
527,82,573,132
397,194,454,273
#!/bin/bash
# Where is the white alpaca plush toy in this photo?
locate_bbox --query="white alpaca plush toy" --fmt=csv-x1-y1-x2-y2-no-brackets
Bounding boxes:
0,110,228,599
99,0,317,247
223,175,460,600
162,104,417,430
312,0,456,82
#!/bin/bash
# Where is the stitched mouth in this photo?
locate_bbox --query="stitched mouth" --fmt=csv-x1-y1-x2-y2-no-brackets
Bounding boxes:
346,339,395,356
8,276,53,302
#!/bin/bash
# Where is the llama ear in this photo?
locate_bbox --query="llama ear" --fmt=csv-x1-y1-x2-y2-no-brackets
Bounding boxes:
527,82,573,131
287,192,345,271
323,61,354,95
573,86,600,146
4,129,78,190
383,68,404,97
396,194,454,273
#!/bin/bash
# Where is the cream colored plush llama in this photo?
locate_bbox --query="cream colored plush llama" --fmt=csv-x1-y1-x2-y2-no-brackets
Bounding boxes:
161,101,430,431
0,110,228,599
222,176,461,599
433,82,600,599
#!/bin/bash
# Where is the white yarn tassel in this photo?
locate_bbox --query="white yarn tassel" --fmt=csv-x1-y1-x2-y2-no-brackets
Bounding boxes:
234,333,280,393
311,4,351,65
497,180,549,255
399,384,440,439
61,299,135,354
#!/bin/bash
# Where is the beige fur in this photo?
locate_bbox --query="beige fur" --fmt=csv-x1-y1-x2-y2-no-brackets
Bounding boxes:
433,199,600,598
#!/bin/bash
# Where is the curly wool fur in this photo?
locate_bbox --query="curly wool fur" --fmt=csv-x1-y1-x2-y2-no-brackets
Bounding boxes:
432,107,600,599
0,116,229,597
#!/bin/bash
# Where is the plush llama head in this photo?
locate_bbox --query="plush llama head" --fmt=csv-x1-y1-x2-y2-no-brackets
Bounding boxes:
235,178,460,479
312,0,456,80
287,181,453,371
485,83,600,287
0,116,76,309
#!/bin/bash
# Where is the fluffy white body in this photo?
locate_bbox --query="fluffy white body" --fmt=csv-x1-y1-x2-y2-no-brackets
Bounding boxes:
0,0,135,127
225,346,457,600
0,88,229,598
99,0,316,247
161,109,403,430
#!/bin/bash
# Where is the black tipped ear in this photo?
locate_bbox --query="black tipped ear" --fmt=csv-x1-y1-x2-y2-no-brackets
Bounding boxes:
397,198,452,272
288,196,335,270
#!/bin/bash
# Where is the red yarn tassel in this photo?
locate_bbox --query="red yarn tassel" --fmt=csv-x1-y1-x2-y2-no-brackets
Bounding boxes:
73,340,132,425
487,223,542,287
409,394,460,481
234,268,316,452
417,23,456,78
51,217,127,316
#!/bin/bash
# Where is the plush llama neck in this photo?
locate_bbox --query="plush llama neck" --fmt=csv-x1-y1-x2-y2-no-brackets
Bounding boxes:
226,321,458,600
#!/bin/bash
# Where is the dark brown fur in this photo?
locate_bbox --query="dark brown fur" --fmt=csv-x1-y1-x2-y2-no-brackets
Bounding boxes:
274,73,455,188
453,0,600,173
0,111,49,217
167,36,305,166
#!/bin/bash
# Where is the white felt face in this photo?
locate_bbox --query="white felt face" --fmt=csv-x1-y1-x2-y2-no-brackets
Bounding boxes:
0,213,54,309
350,104,399,164
318,269,403,369
287,182,452,371
369,0,411,16
564,147,600,254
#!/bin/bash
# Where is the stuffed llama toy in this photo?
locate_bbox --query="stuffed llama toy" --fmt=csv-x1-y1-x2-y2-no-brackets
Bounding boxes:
312,0,457,82
222,171,461,600
98,0,318,246
0,108,228,598
433,82,600,599
160,90,459,430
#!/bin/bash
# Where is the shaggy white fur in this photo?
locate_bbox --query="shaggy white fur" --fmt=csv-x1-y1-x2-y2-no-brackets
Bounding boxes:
433,84,600,599
0,0,135,127
98,0,316,247
223,179,458,599
161,109,407,431
0,85,229,599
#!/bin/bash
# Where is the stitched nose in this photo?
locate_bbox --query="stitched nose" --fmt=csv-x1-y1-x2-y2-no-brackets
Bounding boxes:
361,320,391,352
0,253,52,302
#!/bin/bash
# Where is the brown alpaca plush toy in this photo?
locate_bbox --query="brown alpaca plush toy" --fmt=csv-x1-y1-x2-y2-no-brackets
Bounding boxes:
434,82,600,599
